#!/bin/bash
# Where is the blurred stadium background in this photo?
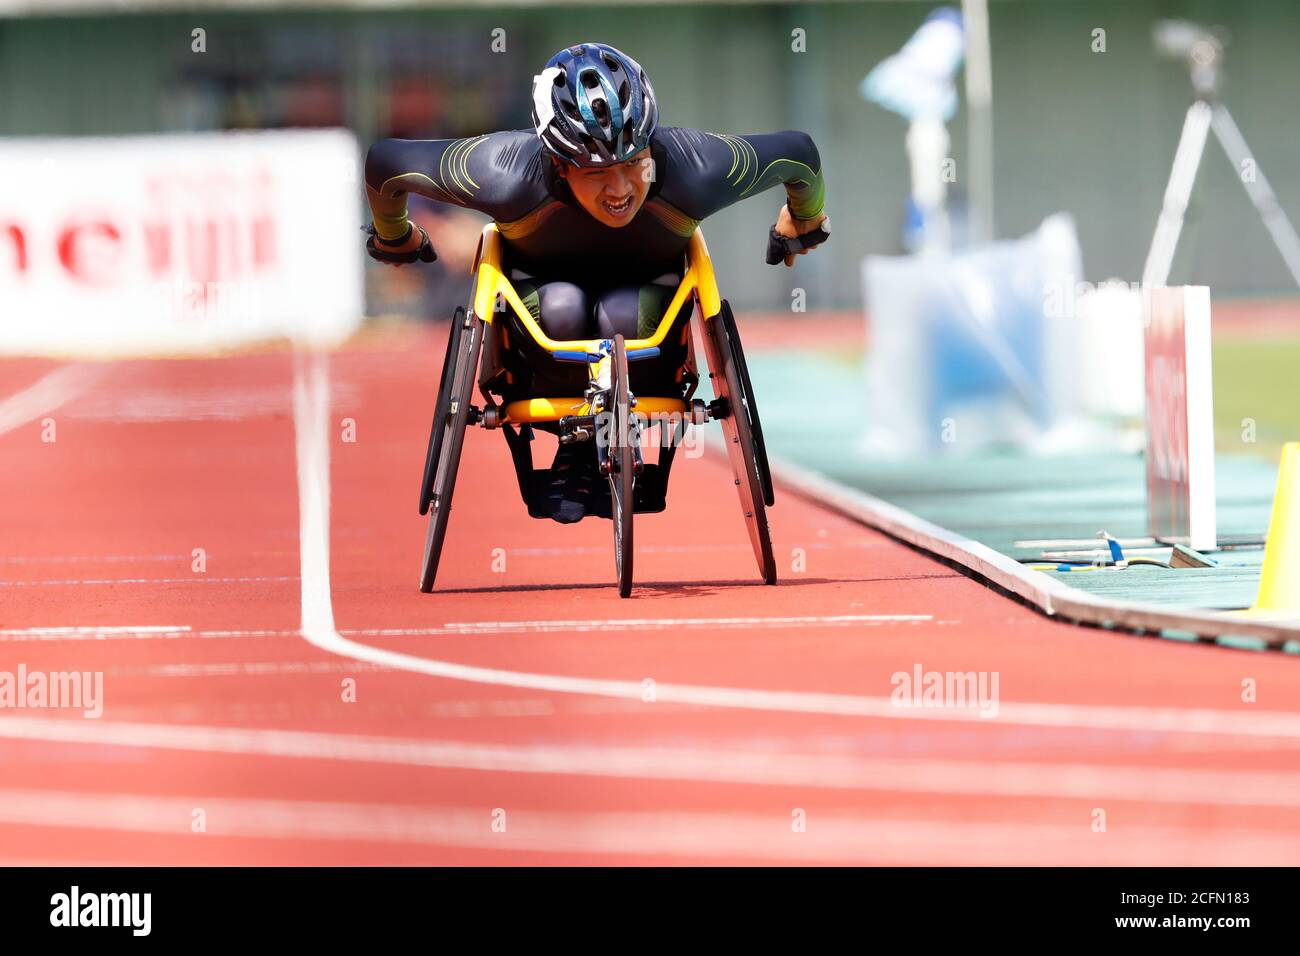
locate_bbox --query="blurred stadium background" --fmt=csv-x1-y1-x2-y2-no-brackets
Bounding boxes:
3,0,1300,868
3,0,1300,308
3,0,1297,455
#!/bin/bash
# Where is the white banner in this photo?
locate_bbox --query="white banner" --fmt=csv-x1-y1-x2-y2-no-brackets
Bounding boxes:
0,129,364,357
1144,285,1217,551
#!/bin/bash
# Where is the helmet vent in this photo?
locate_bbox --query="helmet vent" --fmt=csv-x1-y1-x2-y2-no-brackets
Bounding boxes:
535,43,658,168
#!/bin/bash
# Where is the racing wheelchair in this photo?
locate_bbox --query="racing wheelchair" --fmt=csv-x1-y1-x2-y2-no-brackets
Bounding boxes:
417,223,779,597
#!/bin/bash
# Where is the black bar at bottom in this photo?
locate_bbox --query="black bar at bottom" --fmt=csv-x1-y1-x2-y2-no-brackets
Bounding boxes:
0,867,1288,942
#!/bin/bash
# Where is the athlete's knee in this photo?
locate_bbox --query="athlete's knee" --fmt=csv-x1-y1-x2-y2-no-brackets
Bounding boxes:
594,286,642,339
536,282,590,340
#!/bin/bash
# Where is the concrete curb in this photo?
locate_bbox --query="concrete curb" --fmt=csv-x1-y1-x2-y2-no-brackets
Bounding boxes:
768,452,1300,651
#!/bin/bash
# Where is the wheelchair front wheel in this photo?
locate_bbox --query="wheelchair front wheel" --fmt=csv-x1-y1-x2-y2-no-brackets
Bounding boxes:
608,335,635,598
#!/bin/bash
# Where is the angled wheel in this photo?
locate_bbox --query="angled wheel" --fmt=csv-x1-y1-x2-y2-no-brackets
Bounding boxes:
419,310,484,593
420,307,467,515
609,335,635,598
720,302,774,508
701,301,777,585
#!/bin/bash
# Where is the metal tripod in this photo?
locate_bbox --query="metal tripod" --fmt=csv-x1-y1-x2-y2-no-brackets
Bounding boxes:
1143,28,1300,289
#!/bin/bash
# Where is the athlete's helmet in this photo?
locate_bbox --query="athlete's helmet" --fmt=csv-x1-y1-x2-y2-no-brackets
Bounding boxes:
531,42,658,167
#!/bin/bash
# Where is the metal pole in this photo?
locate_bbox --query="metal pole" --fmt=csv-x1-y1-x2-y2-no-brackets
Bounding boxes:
961,0,994,244
1209,102,1300,290
1142,100,1212,289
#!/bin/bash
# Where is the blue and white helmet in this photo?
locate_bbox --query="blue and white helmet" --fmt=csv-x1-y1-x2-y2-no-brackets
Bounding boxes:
531,43,658,167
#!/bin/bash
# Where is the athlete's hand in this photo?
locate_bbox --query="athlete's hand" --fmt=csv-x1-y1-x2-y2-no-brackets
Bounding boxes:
364,223,438,266
768,205,831,267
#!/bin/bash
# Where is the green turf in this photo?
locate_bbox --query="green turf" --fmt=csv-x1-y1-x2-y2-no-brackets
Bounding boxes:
740,323,1295,615
1213,336,1300,459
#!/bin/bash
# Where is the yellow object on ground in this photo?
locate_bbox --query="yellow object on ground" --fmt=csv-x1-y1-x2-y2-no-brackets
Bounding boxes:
1249,442,1300,616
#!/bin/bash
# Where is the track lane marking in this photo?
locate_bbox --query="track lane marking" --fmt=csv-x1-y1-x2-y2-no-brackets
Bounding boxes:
0,788,1294,864
0,627,285,642
290,349,1300,740
4,717,1300,806
0,616,935,641
0,626,191,637
0,554,192,565
433,614,931,630
0,364,100,437
0,576,297,587
504,540,889,556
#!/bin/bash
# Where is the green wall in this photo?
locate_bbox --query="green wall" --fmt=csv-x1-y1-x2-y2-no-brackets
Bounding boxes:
3,1,1298,308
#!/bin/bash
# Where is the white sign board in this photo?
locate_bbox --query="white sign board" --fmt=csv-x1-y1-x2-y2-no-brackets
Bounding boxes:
1144,285,1217,551
0,129,364,357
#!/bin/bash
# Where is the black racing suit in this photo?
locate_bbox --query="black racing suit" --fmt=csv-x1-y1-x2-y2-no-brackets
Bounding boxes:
367,127,825,521
364,127,826,338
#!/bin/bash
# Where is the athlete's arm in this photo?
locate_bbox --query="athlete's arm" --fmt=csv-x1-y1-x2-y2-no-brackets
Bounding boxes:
363,131,547,258
656,127,826,220
655,127,828,266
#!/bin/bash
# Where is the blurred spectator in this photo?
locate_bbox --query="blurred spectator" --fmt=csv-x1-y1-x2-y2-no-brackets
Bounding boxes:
162,20,531,321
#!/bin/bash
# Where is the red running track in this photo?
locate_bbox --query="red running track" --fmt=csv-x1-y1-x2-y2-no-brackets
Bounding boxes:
1,322,1299,865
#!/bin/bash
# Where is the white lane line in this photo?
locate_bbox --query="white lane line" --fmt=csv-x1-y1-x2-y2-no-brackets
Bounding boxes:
140,660,393,678
0,788,1293,864
294,350,338,643
52,652,1300,743
381,614,932,635
505,540,884,556
0,859,144,867
0,616,934,641
5,716,1300,808
0,627,291,642
511,543,749,556
62,381,362,423
0,626,191,637
0,554,191,565
441,616,930,632
289,350,1300,741
0,576,297,587
0,364,100,437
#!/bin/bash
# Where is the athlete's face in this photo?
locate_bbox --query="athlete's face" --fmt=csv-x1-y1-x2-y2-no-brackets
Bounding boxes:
559,149,654,228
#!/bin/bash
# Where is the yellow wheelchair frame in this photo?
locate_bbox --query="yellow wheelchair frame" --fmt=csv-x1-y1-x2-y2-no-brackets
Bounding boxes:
418,223,775,597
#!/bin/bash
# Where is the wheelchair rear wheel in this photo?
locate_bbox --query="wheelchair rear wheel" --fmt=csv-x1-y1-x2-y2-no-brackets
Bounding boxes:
720,301,775,508
702,301,777,585
420,307,467,515
419,310,484,593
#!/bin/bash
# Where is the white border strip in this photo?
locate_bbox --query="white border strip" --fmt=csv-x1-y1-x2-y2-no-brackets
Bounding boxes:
1183,286,1218,551
767,451,1300,647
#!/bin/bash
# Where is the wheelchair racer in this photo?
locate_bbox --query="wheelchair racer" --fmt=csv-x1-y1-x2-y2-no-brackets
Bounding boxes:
365,42,829,523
